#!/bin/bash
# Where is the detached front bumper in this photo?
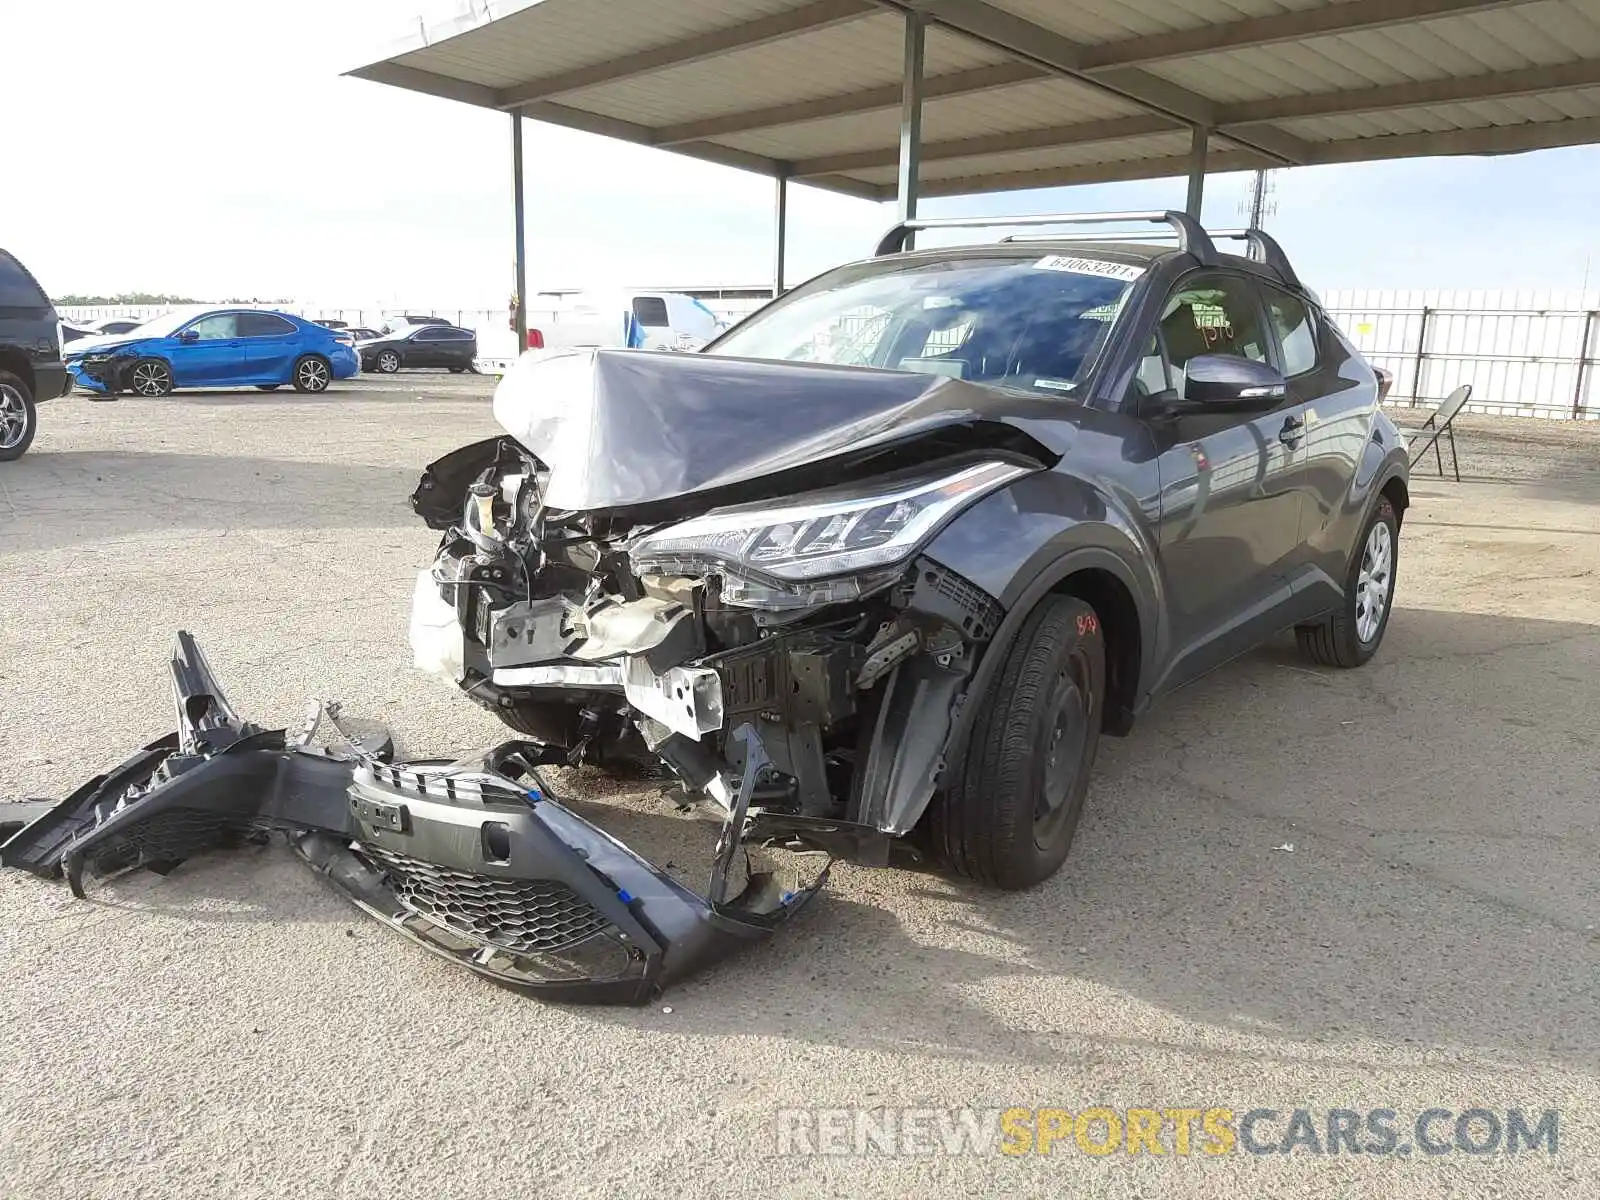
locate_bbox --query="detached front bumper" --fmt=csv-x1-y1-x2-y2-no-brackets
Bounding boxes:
1,633,823,1004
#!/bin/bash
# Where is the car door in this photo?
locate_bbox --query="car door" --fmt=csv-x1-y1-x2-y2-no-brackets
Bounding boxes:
442,327,475,367
237,312,300,383
406,327,442,366
1263,286,1378,611
1137,271,1310,691
167,313,248,386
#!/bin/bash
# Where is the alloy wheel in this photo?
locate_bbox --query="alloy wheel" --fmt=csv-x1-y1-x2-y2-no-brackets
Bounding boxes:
379,351,399,373
132,362,170,396
1355,520,1393,643
0,383,29,450
298,358,330,391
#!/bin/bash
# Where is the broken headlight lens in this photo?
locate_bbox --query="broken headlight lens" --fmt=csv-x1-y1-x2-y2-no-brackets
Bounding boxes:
628,460,1031,609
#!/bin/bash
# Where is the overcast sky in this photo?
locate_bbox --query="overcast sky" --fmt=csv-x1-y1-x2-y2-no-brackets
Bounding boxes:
9,0,1600,307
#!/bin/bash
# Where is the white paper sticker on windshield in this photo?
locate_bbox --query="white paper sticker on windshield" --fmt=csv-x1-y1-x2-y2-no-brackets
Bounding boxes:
1032,255,1143,281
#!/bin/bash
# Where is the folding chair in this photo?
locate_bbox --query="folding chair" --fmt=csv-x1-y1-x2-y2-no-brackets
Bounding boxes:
1398,384,1471,481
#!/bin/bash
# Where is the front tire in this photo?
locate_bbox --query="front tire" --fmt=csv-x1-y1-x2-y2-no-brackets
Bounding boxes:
376,350,401,374
129,358,173,397
1296,495,1399,668
0,372,37,461
930,594,1106,890
293,355,331,393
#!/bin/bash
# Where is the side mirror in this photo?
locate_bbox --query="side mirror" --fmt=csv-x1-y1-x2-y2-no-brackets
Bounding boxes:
176,329,199,343
1178,354,1287,412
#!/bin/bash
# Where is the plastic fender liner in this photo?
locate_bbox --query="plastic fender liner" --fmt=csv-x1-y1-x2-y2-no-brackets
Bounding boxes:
0,632,827,1004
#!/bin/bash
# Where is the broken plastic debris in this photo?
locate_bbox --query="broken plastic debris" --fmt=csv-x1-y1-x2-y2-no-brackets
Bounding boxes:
1274,842,1296,853
661,1006,674,1015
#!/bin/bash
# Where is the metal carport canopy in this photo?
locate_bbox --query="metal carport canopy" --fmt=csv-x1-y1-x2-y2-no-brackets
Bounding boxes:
351,0,1600,309
353,0,1600,196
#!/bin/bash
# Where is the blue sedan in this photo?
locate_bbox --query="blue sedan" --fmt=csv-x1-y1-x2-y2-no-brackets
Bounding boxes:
64,307,361,397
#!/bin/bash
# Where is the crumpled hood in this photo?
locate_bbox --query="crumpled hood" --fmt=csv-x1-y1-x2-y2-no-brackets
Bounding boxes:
492,348,1065,512
64,334,148,359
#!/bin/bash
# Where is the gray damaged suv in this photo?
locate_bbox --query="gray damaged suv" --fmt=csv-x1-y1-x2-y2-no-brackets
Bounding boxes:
3,212,1410,1003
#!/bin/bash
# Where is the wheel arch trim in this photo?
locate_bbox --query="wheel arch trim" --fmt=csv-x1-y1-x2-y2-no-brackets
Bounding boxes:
939,543,1157,771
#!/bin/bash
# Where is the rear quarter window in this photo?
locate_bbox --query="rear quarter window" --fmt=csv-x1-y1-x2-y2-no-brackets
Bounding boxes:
0,251,51,313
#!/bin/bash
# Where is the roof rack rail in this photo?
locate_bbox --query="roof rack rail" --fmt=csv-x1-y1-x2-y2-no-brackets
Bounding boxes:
873,210,1217,264
1210,228,1300,290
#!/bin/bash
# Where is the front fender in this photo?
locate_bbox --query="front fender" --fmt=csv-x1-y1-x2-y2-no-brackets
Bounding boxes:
869,472,1162,828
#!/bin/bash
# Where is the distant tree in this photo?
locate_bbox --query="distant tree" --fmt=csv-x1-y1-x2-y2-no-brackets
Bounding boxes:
56,292,200,306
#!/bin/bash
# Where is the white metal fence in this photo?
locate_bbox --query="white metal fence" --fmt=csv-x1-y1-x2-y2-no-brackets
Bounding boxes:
1321,289,1600,421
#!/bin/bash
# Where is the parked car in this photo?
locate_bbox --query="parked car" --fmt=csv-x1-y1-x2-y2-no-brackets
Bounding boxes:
359,323,477,373
347,326,383,342
84,316,149,337
378,314,451,335
59,321,100,344
63,307,360,396
0,248,71,461
408,210,1411,897
313,318,349,330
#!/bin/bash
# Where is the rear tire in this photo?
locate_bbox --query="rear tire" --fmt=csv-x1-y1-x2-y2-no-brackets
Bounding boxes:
0,372,37,461
929,594,1105,890
1296,495,1399,668
448,366,465,374
129,358,173,397
292,355,331,393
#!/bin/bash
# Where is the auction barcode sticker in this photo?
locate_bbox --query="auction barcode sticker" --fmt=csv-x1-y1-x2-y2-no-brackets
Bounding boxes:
1032,255,1144,281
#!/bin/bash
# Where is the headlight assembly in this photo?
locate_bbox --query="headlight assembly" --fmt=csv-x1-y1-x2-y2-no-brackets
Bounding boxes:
628,460,1030,609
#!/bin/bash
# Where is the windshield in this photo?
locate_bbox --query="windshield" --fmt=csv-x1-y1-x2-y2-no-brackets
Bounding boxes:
706,253,1139,394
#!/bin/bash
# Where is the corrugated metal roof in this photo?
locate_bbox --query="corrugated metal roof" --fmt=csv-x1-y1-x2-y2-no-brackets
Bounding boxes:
350,0,1600,201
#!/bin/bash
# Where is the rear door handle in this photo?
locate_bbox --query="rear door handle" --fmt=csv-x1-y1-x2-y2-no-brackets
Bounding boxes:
1278,414,1305,446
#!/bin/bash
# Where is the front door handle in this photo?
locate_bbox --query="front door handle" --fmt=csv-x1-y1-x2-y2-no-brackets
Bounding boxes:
1278,414,1305,446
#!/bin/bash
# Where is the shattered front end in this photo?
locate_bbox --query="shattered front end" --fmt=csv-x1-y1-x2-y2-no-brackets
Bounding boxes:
406,351,1048,875
1,634,824,1004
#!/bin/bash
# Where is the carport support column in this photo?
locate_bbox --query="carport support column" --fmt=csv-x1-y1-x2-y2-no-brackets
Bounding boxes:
773,167,789,297
511,112,528,352
1185,125,1209,219
896,9,926,246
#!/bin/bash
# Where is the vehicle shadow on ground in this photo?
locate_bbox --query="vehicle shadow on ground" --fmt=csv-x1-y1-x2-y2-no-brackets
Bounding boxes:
568,606,1600,1075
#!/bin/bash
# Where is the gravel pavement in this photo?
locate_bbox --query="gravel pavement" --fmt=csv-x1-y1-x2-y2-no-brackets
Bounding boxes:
1,377,1596,1198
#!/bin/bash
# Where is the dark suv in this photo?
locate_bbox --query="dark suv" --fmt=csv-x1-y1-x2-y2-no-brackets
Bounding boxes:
0,249,70,461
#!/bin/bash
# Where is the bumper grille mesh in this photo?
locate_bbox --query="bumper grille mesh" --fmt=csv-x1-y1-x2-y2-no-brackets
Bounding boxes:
91,808,250,871
363,846,611,954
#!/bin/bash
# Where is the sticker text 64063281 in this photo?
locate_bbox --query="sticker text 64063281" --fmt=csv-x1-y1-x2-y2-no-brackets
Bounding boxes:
1032,255,1144,282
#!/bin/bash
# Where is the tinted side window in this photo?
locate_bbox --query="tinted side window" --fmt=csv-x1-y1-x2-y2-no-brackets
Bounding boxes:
1159,275,1269,374
0,251,49,310
444,328,474,340
414,328,445,341
1264,288,1318,377
237,313,296,337
632,296,670,326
